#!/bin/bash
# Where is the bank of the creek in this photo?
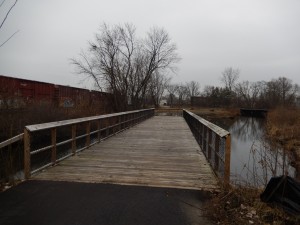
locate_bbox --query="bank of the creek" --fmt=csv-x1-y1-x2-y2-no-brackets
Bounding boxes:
203,115,296,186
195,109,299,224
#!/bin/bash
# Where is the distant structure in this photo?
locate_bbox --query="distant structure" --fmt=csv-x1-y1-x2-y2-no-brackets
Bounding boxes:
240,108,268,118
0,75,111,111
159,98,167,107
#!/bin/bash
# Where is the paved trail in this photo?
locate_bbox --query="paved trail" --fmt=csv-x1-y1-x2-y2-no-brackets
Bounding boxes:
0,180,213,225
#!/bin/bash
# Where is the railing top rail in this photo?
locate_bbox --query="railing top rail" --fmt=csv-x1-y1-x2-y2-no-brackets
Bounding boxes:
0,133,24,149
183,109,230,137
26,108,154,132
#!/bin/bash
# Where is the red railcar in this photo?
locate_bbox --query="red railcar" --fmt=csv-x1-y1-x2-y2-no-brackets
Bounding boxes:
0,76,54,101
0,75,110,109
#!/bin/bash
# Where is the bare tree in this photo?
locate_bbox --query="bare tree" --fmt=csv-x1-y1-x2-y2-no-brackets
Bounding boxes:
166,84,178,107
148,71,170,107
264,77,299,107
186,80,200,98
72,23,179,111
235,81,261,108
0,0,18,47
220,67,240,91
176,84,189,106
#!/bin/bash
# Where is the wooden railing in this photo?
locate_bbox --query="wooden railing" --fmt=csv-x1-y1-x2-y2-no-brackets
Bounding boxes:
23,108,155,179
0,133,24,181
183,109,231,183
0,133,24,149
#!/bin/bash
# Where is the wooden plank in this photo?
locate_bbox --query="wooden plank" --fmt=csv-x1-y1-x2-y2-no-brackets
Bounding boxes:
33,116,219,191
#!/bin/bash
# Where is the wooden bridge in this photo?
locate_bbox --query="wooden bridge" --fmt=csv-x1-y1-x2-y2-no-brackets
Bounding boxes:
1,109,231,192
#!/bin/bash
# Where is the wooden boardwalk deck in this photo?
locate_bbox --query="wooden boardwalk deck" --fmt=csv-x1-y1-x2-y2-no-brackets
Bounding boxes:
33,116,219,191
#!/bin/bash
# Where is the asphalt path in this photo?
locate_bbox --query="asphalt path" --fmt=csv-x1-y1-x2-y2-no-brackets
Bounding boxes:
0,180,213,225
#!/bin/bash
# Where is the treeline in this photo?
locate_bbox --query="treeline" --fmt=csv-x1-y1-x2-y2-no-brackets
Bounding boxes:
200,69,299,108
164,68,299,109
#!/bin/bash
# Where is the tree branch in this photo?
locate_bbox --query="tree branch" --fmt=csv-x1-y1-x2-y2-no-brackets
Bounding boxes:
0,0,18,30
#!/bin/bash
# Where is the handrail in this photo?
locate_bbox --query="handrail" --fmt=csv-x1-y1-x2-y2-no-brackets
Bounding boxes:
0,133,24,149
183,109,231,184
24,108,155,179
26,109,153,132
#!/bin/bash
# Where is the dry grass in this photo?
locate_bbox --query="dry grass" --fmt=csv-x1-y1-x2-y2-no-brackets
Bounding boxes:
155,107,239,118
205,184,300,225
267,107,300,145
266,107,300,179
189,107,239,118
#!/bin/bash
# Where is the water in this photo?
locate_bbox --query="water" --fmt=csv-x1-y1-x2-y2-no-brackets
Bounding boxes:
206,116,295,187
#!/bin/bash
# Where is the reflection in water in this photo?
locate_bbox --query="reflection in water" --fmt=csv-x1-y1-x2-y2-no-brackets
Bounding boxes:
228,117,295,187
204,115,295,187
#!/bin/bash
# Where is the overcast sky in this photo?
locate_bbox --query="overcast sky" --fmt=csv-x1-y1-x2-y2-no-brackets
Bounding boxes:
1,0,300,90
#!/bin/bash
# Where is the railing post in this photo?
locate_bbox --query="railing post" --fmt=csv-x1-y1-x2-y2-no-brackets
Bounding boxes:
200,124,204,148
118,115,121,132
86,121,91,147
105,118,109,137
214,136,220,172
203,126,208,156
97,120,101,142
51,128,57,164
72,125,76,154
198,123,201,145
132,113,135,126
208,130,212,161
24,128,31,179
224,134,231,184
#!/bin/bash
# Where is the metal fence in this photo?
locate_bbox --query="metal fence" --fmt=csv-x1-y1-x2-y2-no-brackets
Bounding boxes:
183,109,231,183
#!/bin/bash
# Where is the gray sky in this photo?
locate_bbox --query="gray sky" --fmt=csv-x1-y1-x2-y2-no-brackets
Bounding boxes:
1,0,300,90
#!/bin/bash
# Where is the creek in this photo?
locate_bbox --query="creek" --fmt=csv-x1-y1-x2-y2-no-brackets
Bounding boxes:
203,116,295,187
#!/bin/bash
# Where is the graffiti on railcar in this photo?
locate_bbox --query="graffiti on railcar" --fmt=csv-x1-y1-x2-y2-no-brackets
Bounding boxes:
60,97,74,108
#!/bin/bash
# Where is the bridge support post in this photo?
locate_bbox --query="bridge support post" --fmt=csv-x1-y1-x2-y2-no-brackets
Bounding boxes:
208,130,212,160
214,136,220,171
24,128,31,179
224,134,231,184
72,125,76,154
97,120,101,143
86,121,91,147
51,128,57,164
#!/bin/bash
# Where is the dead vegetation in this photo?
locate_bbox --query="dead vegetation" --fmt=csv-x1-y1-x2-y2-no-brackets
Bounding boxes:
155,107,239,119
198,106,300,224
205,184,300,225
189,107,239,119
266,107,300,179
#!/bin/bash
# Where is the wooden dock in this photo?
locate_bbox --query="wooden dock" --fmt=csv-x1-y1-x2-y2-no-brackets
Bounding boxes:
33,116,219,191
